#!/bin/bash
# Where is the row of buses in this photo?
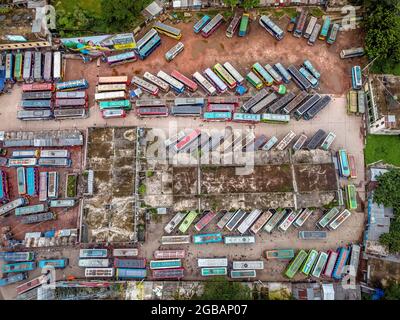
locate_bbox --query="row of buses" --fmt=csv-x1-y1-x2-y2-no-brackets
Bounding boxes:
285,244,360,281
3,51,63,83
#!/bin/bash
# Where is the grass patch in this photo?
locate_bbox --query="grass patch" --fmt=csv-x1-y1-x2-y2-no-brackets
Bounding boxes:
272,9,286,19
309,7,324,18
138,184,147,195
370,58,400,76
365,135,400,166
282,8,298,19
66,174,77,198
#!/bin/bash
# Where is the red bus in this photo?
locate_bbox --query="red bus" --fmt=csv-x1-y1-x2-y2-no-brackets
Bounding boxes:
348,154,357,179
136,107,169,117
16,275,45,295
174,129,201,151
170,70,198,92
194,211,218,232
22,83,54,92
207,96,240,106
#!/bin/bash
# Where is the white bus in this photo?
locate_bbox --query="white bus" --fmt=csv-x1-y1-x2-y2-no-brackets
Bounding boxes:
161,235,191,245
53,51,62,81
113,248,139,257
192,71,217,95
278,209,301,232
328,209,352,230
250,210,274,233
143,72,170,92
39,172,48,202
223,62,244,84
97,84,127,92
157,70,185,94
216,211,235,229
237,209,262,234
164,212,187,234
204,68,227,93
40,150,69,158
78,259,109,268
197,258,228,268
165,42,184,62
232,261,264,270
94,91,126,101
276,131,296,151
304,16,318,38
293,208,313,228
47,172,58,199
224,235,255,244
131,76,159,96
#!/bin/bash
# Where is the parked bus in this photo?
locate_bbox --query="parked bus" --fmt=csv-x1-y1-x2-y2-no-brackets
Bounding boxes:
237,209,262,234
307,23,322,46
311,252,328,278
114,258,146,269
160,235,191,245
299,231,327,240
203,112,232,121
332,247,350,280
274,63,292,84
78,259,109,268
299,67,319,88
38,158,71,167
116,268,146,279
15,204,47,216
193,233,223,244
216,211,235,229
0,273,27,287
328,209,352,230
135,99,166,108
54,108,86,119
0,171,9,203
338,149,350,177
347,244,361,278
233,261,264,270
149,259,181,270
178,210,198,233
348,154,357,179
53,51,62,81
8,158,37,167
2,262,36,273
351,66,362,90
98,76,129,85
154,250,185,259
242,89,268,112
252,62,274,86
94,91,126,101
327,23,340,44
265,249,295,260
49,199,76,208
292,134,308,151
131,76,159,96
263,209,286,233
2,252,35,262
276,131,296,151
56,79,88,91
22,91,52,100
250,210,273,233
287,65,311,91
304,16,317,38
204,68,227,93
201,14,224,38
175,129,201,152
21,212,56,224
54,91,87,99
223,62,244,84
284,249,308,279
55,99,87,108
79,249,108,258
97,83,127,92
320,132,336,151
317,207,340,229
137,31,161,60
259,15,284,40
154,21,182,40
303,60,320,80
347,90,358,114
231,270,256,278
16,275,45,295
47,172,58,199
0,198,27,216
294,208,313,228
171,70,198,92
17,167,26,195
213,63,236,89
142,72,170,92
21,99,52,109
22,51,33,82
137,107,168,117
38,259,68,269
278,209,301,232
17,110,53,121
163,212,186,234
106,51,137,66
225,209,246,231
201,267,227,276
246,71,263,89
165,42,184,62
262,136,278,151
171,106,202,116
340,47,365,59
113,249,139,257
358,90,366,114
238,13,250,37
323,250,339,277
194,15,211,33
194,211,218,231
5,53,13,82
22,83,53,92
307,130,327,151
157,70,185,94
294,9,308,37
193,71,217,95
152,268,184,279
319,16,331,41
251,94,279,114
43,51,52,82
294,94,321,120
301,250,319,275
226,13,241,38
198,258,228,268
263,64,282,85
40,150,69,158
14,52,23,82
85,268,114,278
224,235,255,244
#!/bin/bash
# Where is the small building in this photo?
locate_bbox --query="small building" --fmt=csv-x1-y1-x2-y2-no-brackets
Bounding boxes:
142,1,164,22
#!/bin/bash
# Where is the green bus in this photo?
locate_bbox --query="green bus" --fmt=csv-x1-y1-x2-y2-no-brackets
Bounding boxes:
346,184,357,210
284,249,308,279
201,267,227,276
239,13,250,37
14,53,23,82
178,211,198,233
98,100,132,110
246,71,263,89
301,249,318,275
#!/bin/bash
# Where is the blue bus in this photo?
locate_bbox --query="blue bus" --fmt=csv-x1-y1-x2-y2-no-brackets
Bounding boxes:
193,233,223,244
274,63,291,84
26,167,37,196
137,29,161,60
332,247,350,280
194,15,211,33
0,273,27,287
56,79,89,91
116,268,147,279
299,67,319,88
351,66,362,90
38,259,68,269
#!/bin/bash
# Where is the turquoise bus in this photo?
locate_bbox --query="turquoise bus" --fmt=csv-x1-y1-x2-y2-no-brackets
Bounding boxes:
252,63,273,86
149,259,182,270
2,262,36,273
98,100,132,111
338,149,350,178
203,112,232,121
284,250,308,279
201,267,227,276
38,259,68,269
194,15,211,33
193,233,223,244
301,249,319,275
351,66,362,90
319,16,331,40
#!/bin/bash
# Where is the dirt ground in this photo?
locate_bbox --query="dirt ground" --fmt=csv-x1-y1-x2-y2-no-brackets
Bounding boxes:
0,146,82,241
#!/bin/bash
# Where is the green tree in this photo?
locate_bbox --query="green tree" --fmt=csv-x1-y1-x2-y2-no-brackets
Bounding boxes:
383,281,400,300
379,212,400,253
242,0,260,10
195,277,252,300
101,0,145,27
223,0,239,11
373,169,400,209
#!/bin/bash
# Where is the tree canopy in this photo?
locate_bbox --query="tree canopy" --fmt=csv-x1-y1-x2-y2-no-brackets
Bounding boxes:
242,0,260,11
195,278,252,300
383,281,400,300
223,0,239,11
